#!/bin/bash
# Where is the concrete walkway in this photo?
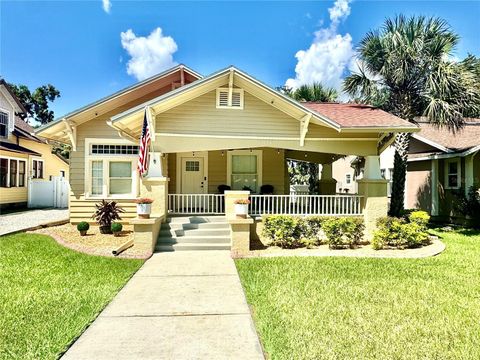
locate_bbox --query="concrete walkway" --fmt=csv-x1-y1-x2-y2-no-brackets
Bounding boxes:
62,251,264,360
0,208,69,236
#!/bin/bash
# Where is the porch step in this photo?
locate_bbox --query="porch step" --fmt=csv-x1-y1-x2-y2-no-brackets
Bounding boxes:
155,243,231,252
156,216,230,252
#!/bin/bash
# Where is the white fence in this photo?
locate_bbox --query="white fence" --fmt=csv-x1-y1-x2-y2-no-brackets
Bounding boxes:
249,195,363,216
168,194,225,214
28,176,69,208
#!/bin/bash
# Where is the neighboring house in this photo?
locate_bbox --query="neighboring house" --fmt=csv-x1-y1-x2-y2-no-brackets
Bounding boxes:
36,64,417,246
406,120,480,222
0,80,69,210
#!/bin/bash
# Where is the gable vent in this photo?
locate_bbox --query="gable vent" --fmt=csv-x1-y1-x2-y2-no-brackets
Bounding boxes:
216,88,244,109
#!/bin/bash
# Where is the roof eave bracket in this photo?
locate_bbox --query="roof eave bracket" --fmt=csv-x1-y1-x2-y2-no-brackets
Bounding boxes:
62,118,77,151
299,113,311,146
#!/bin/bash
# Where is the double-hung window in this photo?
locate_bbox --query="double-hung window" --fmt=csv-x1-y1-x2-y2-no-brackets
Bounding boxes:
32,159,44,179
445,159,461,189
86,139,138,198
227,150,262,193
0,157,26,187
0,111,8,138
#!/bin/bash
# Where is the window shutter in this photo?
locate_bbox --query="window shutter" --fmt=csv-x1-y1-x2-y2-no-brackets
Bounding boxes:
231,91,241,107
218,90,229,107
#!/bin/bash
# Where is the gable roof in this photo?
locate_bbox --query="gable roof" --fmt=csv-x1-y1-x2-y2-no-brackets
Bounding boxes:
303,103,417,130
0,79,28,114
35,64,202,140
412,119,480,152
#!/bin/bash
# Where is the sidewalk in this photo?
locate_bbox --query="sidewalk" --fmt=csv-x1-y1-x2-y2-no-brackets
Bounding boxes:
61,251,264,360
0,208,69,236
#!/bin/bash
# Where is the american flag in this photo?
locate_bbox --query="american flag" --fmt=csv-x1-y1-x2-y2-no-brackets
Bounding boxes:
137,110,151,176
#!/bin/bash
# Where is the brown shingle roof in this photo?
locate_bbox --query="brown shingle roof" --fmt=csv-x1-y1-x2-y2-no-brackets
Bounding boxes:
14,118,45,143
415,120,480,152
302,103,416,129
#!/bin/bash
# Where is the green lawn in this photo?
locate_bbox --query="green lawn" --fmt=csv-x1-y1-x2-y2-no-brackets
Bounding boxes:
0,233,143,360
236,229,480,360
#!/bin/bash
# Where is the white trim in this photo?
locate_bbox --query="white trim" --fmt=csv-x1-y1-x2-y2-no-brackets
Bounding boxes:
464,151,477,196
175,151,208,194
31,158,44,179
0,155,27,188
431,159,439,216
407,145,480,162
226,149,263,193
216,88,244,110
412,133,452,153
155,132,377,141
0,106,11,137
84,138,139,199
444,158,461,190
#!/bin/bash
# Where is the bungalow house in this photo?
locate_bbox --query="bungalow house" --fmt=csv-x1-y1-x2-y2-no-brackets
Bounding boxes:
36,65,418,253
0,80,69,210
406,119,480,222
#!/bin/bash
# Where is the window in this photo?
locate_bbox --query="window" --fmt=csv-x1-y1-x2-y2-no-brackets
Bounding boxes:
32,159,43,179
91,161,103,195
109,161,132,195
91,144,139,155
345,174,352,185
0,158,25,188
18,161,25,187
445,159,461,189
60,170,65,178
0,158,7,187
0,111,8,138
227,150,262,193
9,160,17,187
185,160,200,172
216,88,244,109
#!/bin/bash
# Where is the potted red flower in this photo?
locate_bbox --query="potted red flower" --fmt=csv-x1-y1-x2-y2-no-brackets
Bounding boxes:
135,198,154,218
234,198,250,218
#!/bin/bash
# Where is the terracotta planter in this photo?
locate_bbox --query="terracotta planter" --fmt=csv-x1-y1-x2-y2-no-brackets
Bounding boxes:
79,230,87,236
234,203,248,218
113,231,121,237
137,203,152,219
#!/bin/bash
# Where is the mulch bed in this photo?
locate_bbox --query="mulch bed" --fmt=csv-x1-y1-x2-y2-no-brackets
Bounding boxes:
32,224,152,259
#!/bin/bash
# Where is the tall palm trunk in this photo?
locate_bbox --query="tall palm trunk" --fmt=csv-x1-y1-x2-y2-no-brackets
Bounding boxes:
389,132,411,216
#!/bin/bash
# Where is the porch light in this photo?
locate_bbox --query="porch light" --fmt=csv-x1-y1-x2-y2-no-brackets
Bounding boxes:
221,151,224,157
277,149,280,154
192,152,195,157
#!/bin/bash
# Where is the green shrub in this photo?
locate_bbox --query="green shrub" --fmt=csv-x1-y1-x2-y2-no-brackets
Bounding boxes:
373,214,431,250
409,211,430,230
262,215,303,248
322,217,364,249
76,221,89,232
299,216,328,245
111,222,123,233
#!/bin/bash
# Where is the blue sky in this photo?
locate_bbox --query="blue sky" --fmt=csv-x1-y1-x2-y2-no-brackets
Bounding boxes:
1,1,479,118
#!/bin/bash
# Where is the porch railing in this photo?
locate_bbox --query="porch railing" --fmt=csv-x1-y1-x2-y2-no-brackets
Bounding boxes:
168,194,225,214
249,195,363,216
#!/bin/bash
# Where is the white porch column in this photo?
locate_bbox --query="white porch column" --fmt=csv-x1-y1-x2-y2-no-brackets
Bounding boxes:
146,152,164,177
357,155,388,241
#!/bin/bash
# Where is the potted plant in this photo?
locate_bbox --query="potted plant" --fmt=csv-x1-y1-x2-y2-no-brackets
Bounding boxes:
111,222,123,237
234,198,250,218
92,200,124,234
135,198,154,219
77,221,89,236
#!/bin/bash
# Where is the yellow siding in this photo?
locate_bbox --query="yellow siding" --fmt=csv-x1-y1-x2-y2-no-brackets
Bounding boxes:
208,150,227,193
69,198,138,224
156,90,302,138
167,153,177,193
0,150,29,204
18,139,69,180
262,148,286,194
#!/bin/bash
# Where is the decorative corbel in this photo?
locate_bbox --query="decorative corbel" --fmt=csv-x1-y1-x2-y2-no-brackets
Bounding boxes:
299,113,311,146
62,118,77,151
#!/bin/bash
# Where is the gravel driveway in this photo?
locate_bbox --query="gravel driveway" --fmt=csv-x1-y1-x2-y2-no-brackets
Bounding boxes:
0,209,69,236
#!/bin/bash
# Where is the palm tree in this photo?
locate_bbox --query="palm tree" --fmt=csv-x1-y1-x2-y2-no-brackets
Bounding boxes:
292,83,338,102
343,15,480,216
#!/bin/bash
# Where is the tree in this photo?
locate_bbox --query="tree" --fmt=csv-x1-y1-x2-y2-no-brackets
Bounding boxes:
287,160,319,194
7,83,60,125
343,15,480,216
292,83,338,102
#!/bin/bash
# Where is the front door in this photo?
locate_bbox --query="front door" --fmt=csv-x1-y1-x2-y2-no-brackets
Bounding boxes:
181,157,205,194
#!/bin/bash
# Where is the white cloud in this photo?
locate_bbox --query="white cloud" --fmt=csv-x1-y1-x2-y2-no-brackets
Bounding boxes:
120,27,178,81
102,0,111,14
286,0,354,92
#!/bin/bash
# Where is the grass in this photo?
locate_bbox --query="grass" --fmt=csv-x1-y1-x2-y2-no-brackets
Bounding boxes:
0,233,143,360
236,229,480,360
